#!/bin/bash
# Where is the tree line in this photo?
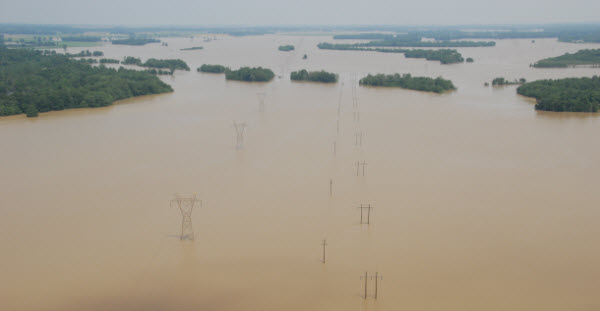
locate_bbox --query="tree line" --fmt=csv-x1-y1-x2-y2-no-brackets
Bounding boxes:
532,49,600,67
225,67,274,82
517,76,600,112
359,73,456,93
278,45,295,51
317,43,465,64
0,48,173,117
290,70,338,83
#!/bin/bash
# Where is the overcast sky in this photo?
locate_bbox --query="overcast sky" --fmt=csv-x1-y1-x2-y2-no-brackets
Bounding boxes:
1,0,599,26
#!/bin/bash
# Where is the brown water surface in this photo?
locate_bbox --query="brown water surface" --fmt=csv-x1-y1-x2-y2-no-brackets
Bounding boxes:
1,36,600,311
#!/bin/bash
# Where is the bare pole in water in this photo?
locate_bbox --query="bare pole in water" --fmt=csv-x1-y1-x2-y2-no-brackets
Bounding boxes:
330,179,333,196
357,204,373,225
360,272,368,299
257,92,267,112
322,239,328,263
170,193,201,241
355,131,363,147
357,160,367,176
370,272,383,299
333,141,336,156
233,121,247,148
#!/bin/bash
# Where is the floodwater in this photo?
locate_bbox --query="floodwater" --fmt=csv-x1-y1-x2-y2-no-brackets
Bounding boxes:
1,35,600,311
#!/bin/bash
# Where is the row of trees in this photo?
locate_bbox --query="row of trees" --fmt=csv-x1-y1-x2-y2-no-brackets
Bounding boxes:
517,76,600,112
290,70,338,83
0,48,173,117
278,45,295,51
180,46,203,50
359,73,456,93
60,36,102,42
64,50,104,57
532,49,600,67
112,38,160,45
317,43,466,64
99,58,120,64
119,57,189,72
225,67,275,82
198,64,227,73
351,36,495,47
491,77,526,86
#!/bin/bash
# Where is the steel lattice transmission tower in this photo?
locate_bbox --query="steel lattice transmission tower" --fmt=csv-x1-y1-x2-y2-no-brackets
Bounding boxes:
170,193,201,241
257,92,267,112
233,121,247,148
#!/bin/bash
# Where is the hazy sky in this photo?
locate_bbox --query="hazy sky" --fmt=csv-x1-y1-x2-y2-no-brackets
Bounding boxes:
1,0,599,26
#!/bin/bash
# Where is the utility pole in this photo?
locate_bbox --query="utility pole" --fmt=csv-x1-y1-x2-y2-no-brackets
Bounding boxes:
356,161,367,176
322,239,328,263
233,121,247,148
354,131,362,147
329,179,333,196
170,193,201,241
357,204,373,225
257,92,266,112
333,141,336,156
370,272,383,299
360,272,369,299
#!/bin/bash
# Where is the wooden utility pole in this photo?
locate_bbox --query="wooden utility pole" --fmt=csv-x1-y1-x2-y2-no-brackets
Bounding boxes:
322,239,328,263
371,272,383,299
357,204,373,225
329,179,333,196
357,161,367,176
361,272,368,299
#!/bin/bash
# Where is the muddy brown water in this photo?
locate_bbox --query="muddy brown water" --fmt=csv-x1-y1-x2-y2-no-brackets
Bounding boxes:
1,36,600,311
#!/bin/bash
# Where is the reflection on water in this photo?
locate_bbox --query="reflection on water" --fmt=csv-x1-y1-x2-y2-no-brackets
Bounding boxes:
1,36,600,311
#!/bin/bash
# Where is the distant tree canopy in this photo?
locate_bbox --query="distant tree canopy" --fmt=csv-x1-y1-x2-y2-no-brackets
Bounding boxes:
359,73,456,93
517,76,600,112
320,35,495,48
64,50,103,57
141,58,190,71
198,64,227,73
99,58,120,64
122,56,142,65
225,67,275,82
61,36,102,42
290,69,338,83
491,77,526,86
112,37,160,45
532,49,600,67
317,43,465,64
333,33,395,40
278,45,295,51
0,48,173,117
180,46,203,51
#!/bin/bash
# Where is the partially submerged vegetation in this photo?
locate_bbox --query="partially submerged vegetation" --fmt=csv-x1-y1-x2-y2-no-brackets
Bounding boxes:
278,45,295,51
99,58,120,64
333,33,395,40
532,49,600,67
359,73,456,93
517,76,600,112
290,70,338,83
0,48,173,117
491,77,526,86
198,64,227,73
180,46,203,51
119,56,189,73
64,50,103,57
142,58,190,71
112,37,160,45
225,67,275,82
317,43,465,64
319,35,495,49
